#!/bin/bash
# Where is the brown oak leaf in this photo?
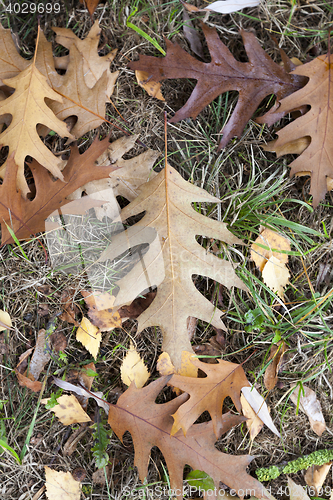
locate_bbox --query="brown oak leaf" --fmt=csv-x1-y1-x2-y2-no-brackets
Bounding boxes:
260,53,333,207
0,136,118,244
108,376,272,500
170,356,250,437
53,21,118,97
129,23,305,149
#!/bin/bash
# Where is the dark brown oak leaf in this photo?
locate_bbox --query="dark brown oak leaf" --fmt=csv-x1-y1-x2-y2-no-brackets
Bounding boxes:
0,136,118,244
129,23,305,149
108,376,272,500
170,356,250,437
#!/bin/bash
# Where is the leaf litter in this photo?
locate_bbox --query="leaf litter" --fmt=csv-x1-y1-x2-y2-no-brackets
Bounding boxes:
0,5,333,499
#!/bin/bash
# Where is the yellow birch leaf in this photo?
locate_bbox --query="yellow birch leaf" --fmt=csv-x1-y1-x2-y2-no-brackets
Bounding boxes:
250,227,290,272
240,393,264,441
0,310,12,332
41,395,91,425
120,342,150,388
76,317,101,359
45,466,81,500
262,255,290,298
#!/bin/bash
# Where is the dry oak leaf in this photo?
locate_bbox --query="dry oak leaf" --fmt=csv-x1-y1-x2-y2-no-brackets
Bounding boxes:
108,376,273,500
0,136,117,244
42,394,91,425
80,290,121,332
261,54,333,207
120,342,150,388
68,134,159,221
290,384,326,436
46,44,111,139
264,341,287,391
53,21,118,97
0,61,73,196
45,466,81,500
169,356,250,437
0,24,29,85
100,164,246,371
76,317,101,360
129,23,304,149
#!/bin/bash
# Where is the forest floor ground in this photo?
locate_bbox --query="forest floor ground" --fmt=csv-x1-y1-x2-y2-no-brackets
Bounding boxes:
1,0,333,499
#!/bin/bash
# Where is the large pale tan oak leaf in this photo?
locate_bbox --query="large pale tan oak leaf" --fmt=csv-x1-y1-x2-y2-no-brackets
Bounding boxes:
129,23,304,149
108,376,272,500
100,165,246,371
170,356,250,437
0,136,117,244
262,54,333,207
0,60,73,196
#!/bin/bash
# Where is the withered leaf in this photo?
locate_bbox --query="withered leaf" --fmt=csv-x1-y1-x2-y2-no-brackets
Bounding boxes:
120,342,150,388
42,394,91,425
0,59,73,196
100,164,246,371
53,21,118,97
79,0,101,18
108,376,272,500
264,341,286,391
44,467,81,500
0,136,117,244
290,384,326,436
68,134,159,222
47,44,111,139
170,356,250,437
261,54,333,207
15,329,52,392
0,24,29,85
81,290,122,332
129,23,305,149
76,317,101,360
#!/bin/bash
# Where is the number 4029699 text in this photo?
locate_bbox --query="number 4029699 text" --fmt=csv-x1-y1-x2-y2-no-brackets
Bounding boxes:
6,3,60,14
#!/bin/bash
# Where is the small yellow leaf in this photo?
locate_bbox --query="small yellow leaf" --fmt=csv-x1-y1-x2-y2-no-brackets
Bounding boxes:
45,466,81,500
251,227,290,272
42,395,91,425
0,310,12,331
262,255,290,298
135,70,165,101
76,316,101,359
240,393,263,441
157,351,198,378
121,342,150,388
